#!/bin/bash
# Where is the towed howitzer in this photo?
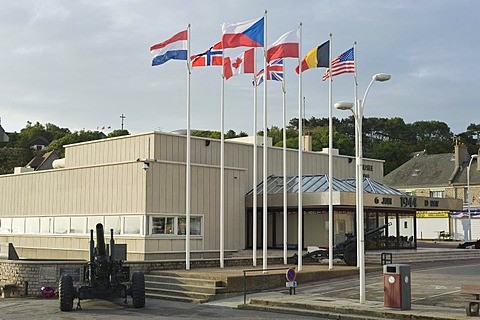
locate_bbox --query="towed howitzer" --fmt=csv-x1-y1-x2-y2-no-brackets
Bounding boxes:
292,222,391,266
58,223,145,311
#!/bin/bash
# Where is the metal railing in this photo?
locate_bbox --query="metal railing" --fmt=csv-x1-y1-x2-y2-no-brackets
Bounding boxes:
242,267,291,304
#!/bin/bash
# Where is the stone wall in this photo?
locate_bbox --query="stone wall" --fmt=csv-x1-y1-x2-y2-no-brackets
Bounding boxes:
0,257,286,297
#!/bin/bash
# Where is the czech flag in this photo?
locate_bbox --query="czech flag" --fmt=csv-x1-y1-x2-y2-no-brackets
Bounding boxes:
150,30,188,66
222,17,264,49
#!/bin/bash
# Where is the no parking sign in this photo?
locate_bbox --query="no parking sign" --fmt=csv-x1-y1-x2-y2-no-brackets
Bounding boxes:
286,267,297,282
286,267,297,292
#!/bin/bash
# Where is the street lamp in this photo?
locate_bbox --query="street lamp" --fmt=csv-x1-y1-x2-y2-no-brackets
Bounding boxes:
334,72,391,304
467,154,478,241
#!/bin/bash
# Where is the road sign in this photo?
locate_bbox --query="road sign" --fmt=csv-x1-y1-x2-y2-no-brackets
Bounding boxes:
286,267,296,282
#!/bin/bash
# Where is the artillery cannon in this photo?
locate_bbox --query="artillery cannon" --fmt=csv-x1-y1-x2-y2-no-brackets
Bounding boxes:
58,223,145,311
292,222,391,266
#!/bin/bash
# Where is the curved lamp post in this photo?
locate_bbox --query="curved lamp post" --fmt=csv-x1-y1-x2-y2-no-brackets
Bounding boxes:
334,73,391,304
467,154,478,241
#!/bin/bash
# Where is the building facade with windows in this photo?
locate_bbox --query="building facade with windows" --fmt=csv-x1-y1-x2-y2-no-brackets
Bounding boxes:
384,143,480,240
0,131,461,260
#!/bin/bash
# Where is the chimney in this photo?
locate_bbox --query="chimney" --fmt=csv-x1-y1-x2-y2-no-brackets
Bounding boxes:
302,134,312,151
454,142,469,168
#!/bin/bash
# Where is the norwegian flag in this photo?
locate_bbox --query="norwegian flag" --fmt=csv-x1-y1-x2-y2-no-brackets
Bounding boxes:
190,42,223,67
254,59,284,86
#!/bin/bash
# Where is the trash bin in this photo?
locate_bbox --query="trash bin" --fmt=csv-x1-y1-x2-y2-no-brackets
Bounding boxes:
383,264,411,310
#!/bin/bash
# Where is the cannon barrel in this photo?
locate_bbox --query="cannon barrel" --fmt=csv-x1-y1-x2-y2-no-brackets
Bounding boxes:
364,222,391,240
95,223,107,257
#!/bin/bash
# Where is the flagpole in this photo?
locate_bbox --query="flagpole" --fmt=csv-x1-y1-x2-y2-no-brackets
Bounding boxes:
297,22,303,272
328,33,334,270
186,23,192,270
262,9,268,272
282,59,287,265
353,41,360,268
253,48,258,267
220,39,225,269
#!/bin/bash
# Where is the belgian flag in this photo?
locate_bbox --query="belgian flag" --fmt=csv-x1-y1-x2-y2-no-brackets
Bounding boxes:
295,40,330,74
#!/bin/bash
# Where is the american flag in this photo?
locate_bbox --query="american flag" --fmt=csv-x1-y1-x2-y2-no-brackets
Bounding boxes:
254,59,284,86
190,42,223,67
322,47,355,81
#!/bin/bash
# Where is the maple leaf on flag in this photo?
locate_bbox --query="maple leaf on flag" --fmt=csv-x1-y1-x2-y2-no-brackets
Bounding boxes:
232,57,243,69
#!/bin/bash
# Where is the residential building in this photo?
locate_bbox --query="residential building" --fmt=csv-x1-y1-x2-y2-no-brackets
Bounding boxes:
384,143,480,240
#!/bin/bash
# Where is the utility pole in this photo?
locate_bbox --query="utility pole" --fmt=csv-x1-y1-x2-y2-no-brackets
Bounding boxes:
120,114,126,130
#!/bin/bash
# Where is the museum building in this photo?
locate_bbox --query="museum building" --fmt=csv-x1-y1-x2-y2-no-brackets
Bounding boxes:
0,132,462,260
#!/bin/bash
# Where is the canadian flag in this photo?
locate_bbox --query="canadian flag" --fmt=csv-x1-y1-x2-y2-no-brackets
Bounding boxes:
224,48,255,80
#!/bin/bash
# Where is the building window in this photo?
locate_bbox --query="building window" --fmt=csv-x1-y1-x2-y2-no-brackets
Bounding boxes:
70,217,86,234
150,216,202,236
0,218,12,233
40,217,52,234
124,216,142,235
430,190,445,198
87,216,104,233
0,215,145,236
105,216,121,235
11,218,25,234
151,217,174,235
54,217,69,234
178,217,202,236
25,218,40,234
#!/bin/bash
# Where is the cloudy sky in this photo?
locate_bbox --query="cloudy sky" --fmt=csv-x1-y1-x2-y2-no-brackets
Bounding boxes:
0,0,477,136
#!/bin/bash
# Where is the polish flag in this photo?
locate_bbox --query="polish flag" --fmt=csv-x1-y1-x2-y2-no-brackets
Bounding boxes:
223,48,255,80
266,29,299,62
222,17,264,49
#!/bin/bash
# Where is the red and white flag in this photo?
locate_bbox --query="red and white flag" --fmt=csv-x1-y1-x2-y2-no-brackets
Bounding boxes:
266,29,299,62
190,42,223,67
223,48,255,80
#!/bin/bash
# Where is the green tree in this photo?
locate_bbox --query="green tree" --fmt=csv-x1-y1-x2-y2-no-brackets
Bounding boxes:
370,141,412,175
0,147,34,174
107,129,130,138
46,130,106,157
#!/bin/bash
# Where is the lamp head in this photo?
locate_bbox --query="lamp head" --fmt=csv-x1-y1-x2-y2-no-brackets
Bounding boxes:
373,73,391,82
472,154,479,159
334,101,354,111
142,162,150,170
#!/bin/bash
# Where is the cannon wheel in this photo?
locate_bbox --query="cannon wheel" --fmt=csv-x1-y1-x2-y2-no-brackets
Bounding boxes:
131,272,145,308
59,274,74,311
343,248,357,266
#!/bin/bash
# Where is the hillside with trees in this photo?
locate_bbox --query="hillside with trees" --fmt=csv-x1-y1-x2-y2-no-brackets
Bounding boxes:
0,118,478,175
0,121,129,174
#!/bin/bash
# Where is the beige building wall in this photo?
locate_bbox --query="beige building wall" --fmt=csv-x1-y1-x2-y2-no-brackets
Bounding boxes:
0,131,383,260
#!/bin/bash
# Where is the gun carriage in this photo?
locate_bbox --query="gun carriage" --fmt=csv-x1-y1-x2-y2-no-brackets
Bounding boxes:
58,223,145,311
292,223,391,266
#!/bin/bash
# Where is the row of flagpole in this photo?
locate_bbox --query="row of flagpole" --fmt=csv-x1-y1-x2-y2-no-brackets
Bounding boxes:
150,13,357,272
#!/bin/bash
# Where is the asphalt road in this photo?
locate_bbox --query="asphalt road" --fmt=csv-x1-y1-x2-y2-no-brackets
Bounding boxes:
0,295,323,320
298,259,480,308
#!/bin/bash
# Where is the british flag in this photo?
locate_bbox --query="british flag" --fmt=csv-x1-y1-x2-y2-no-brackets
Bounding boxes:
254,59,284,86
